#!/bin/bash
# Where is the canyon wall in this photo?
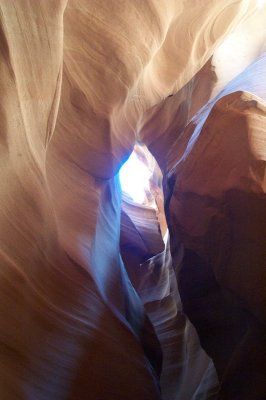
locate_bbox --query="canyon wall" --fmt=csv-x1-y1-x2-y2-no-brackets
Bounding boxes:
0,1,265,399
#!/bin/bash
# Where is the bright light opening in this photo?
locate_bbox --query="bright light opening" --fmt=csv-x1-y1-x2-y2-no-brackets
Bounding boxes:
119,146,152,205
257,0,266,8
119,144,168,238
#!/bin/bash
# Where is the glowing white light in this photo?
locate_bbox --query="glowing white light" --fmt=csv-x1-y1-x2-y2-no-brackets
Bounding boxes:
119,151,152,204
257,0,266,8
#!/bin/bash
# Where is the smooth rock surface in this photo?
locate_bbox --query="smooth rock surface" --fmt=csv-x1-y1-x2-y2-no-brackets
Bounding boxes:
0,1,265,399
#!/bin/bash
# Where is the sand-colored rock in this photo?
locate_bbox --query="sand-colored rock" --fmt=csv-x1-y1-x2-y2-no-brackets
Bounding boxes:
163,55,266,398
0,1,265,399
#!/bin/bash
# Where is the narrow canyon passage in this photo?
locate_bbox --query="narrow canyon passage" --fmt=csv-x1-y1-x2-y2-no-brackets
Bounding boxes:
119,145,219,399
0,1,266,399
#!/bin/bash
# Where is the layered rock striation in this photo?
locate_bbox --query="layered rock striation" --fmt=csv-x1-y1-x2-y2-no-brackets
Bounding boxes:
0,1,265,399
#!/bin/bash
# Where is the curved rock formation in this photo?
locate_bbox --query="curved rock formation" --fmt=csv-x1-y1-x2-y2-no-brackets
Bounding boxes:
140,51,266,399
0,1,266,399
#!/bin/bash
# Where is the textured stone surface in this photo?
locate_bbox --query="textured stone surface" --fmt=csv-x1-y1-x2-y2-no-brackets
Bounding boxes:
164,56,266,398
0,1,266,399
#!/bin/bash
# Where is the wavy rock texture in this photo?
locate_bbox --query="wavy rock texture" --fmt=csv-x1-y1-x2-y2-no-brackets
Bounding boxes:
0,1,266,399
142,53,266,398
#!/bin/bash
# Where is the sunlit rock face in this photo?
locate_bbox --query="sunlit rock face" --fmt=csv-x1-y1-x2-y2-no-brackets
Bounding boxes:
166,57,266,398
140,44,266,400
0,1,266,399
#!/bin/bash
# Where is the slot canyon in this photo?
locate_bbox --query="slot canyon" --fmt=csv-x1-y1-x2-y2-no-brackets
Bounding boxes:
0,1,266,399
